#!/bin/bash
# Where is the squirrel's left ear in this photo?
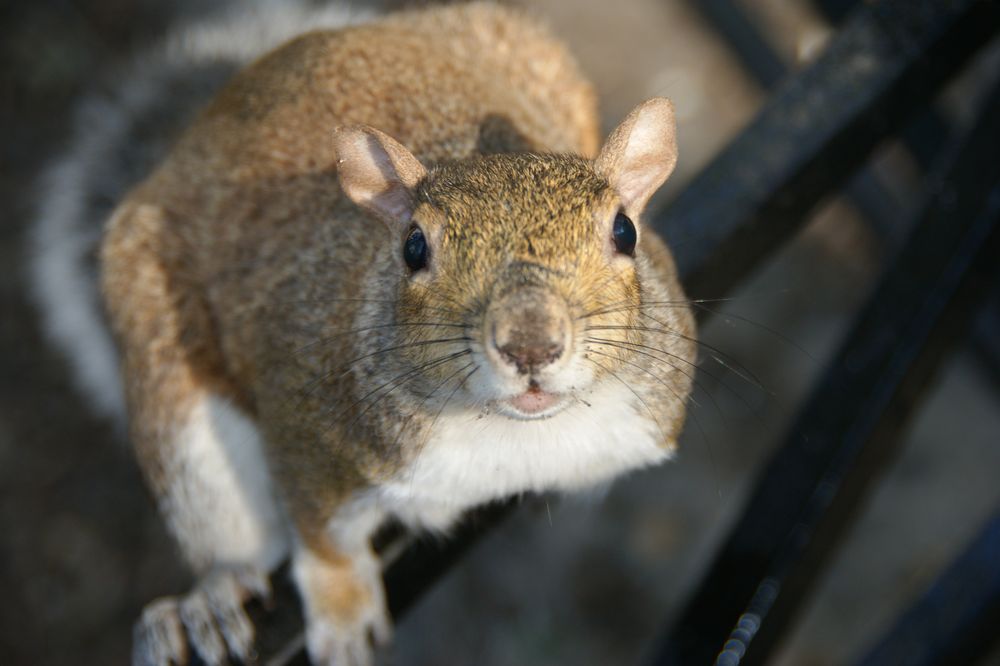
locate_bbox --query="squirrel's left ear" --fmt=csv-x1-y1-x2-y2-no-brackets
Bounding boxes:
333,125,427,227
594,98,678,215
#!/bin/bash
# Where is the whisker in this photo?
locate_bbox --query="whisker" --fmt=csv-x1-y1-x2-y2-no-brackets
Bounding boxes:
408,281,475,318
583,333,702,374
296,336,472,400
585,336,762,421
687,302,817,362
585,347,701,411
584,298,812,372
390,360,476,444
585,336,738,420
626,315,772,395
406,364,480,493
281,296,464,316
577,296,736,321
291,322,469,357
583,356,666,443
334,349,473,437
586,347,713,452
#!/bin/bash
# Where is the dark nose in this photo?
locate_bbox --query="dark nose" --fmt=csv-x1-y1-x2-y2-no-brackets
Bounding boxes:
488,287,569,374
496,336,564,374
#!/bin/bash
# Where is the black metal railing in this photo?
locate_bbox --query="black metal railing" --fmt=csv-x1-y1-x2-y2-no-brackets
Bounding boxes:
249,0,1000,663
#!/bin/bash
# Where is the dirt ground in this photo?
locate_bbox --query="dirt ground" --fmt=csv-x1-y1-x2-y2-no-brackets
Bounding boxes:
2,1,998,664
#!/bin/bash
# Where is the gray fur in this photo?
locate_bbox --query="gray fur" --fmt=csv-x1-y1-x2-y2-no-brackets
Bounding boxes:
28,1,372,425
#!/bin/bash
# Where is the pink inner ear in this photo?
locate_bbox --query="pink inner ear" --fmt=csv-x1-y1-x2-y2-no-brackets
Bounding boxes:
596,98,678,214
333,126,427,227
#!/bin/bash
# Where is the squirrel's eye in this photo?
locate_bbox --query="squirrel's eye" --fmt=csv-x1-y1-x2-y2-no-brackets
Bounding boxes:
612,211,637,256
403,226,429,271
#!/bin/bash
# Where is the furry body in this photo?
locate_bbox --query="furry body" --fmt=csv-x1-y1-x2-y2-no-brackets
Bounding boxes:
35,3,695,664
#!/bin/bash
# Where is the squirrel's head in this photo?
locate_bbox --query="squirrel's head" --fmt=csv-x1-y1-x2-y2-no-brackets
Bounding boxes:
333,98,682,421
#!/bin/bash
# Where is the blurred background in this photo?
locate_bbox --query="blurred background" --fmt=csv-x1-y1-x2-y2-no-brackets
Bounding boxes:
1,0,998,664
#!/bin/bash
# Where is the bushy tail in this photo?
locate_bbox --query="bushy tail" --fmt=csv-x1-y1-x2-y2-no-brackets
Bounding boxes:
27,1,374,426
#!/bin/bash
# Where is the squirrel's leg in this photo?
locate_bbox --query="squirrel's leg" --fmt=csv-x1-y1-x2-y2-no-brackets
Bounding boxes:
127,394,289,666
104,204,288,665
288,497,392,666
126,387,289,666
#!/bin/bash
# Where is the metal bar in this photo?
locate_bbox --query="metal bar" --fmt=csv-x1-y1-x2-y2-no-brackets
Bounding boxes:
809,0,958,180
647,75,1000,666
688,0,917,245
854,510,1000,666
691,0,787,89
657,0,1000,300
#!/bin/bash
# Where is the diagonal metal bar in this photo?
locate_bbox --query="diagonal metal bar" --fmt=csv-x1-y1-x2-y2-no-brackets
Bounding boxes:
657,0,1000,300
690,0,787,90
647,74,1000,666
854,509,1000,666
688,0,948,245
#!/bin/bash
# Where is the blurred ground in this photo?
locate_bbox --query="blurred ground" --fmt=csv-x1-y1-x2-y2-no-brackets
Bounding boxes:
1,1,998,665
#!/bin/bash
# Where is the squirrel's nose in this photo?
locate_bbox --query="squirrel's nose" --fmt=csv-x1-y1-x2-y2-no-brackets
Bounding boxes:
487,287,570,374
496,337,564,374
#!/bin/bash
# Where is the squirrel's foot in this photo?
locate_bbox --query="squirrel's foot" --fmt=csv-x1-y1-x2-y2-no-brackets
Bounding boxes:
294,546,392,666
132,564,271,666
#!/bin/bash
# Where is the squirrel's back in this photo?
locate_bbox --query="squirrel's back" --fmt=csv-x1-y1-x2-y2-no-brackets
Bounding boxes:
32,2,600,423
136,3,598,202
101,2,600,415
28,1,379,423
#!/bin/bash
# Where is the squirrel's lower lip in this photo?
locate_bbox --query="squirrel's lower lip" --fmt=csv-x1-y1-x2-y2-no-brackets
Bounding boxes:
502,390,565,418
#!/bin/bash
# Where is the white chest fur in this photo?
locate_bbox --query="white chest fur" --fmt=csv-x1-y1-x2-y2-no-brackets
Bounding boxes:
377,381,671,529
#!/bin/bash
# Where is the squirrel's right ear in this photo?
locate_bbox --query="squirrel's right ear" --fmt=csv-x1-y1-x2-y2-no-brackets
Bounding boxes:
333,126,427,227
594,98,678,215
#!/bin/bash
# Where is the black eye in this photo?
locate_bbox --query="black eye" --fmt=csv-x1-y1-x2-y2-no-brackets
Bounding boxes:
403,226,429,272
612,211,637,256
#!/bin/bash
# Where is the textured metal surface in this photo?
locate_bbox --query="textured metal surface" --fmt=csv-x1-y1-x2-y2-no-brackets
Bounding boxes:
649,75,1000,666
656,0,1000,300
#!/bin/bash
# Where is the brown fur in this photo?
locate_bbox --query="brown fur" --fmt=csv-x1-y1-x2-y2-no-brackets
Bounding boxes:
101,3,694,661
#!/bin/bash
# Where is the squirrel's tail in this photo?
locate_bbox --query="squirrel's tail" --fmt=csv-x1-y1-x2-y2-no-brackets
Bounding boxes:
27,1,375,426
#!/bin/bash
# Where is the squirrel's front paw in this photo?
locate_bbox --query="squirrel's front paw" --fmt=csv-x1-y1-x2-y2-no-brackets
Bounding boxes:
132,564,270,666
294,547,391,666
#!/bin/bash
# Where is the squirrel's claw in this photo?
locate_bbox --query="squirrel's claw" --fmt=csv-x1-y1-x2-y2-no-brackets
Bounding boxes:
133,598,187,666
305,611,391,666
296,545,392,666
132,565,270,665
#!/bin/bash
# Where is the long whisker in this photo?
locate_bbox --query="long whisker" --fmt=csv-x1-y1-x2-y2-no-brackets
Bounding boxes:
622,315,772,395
586,335,762,420
577,296,737,321
583,356,666,443
281,296,465,318
584,298,812,372
404,363,480,493
585,336,737,420
292,322,468,357
585,347,701,411
334,349,472,436
583,333,702,374
408,281,475,318
586,347,713,450
389,360,476,449
296,336,472,400
584,336,711,404
686,302,816,362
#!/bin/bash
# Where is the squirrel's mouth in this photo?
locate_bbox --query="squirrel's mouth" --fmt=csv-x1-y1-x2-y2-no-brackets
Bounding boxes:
498,384,567,420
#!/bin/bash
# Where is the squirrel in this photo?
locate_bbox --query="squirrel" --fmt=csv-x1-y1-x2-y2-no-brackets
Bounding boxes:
34,2,695,664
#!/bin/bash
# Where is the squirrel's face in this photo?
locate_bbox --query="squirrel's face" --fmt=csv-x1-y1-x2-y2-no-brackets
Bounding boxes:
391,154,643,419
334,98,684,421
